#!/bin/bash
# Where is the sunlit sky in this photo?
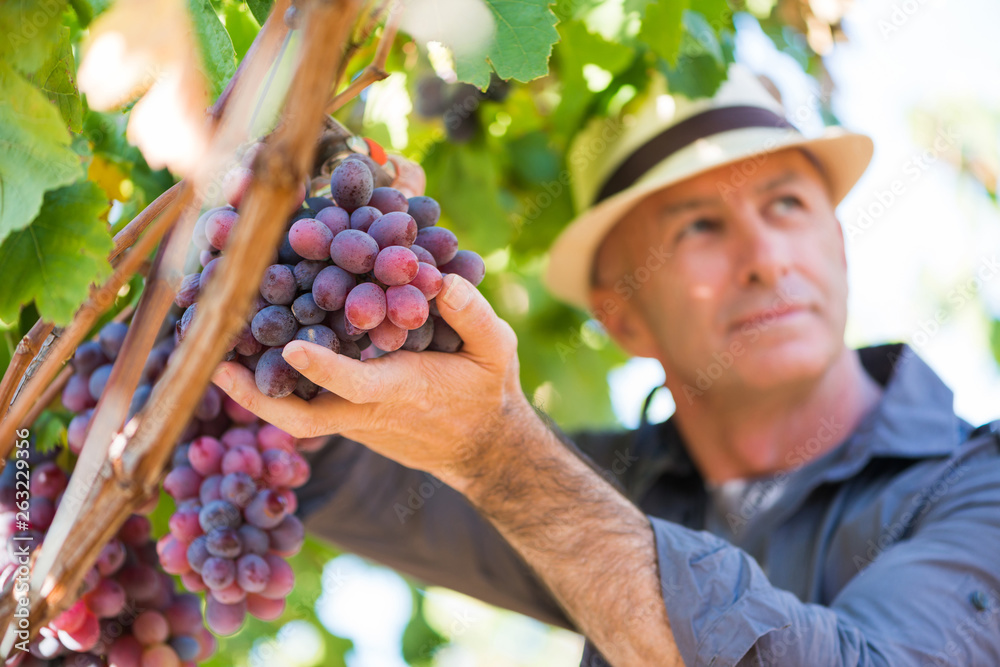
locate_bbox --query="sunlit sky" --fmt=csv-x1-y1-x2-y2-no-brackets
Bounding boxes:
318,1,1000,665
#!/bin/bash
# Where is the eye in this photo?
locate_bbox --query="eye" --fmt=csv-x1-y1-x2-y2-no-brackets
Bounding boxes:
771,195,803,215
676,217,719,240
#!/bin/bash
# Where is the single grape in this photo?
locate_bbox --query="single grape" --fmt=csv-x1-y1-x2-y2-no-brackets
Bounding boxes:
339,339,360,359
294,374,320,400
294,324,339,352
173,273,201,309
73,340,109,376
204,597,246,636
238,352,262,372
211,581,248,604
51,598,89,633
368,319,408,352
224,166,253,209
255,347,300,398
164,594,205,636
256,424,295,451
219,472,257,508
246,594,286,621
175,303,198,343
88,363,114,401
327,309,365,342
312,265,355,311
205,207,240,250
192,209,216,251
261,449,296,487
205,527,243,559
439,249,486,286
237,524,270,556
170,635,201,662
415,226,459,265
292,259,326,291
288,218,335,260
201,557,237,590
235,553,271,593
368,187,409,214
115,563,161,600
315,205,350,236
349,206,382,233
199,474,223,505
329,229,379,274
258,553,295,599
428,316,463,352
61,373,94,412
343,153,388,185
306,196,334,212
199,499,242,532
330,159,374,213
251,305,297,346
157,535,192,575
244,489,288,529
386,284,429,330
195,385,222,421
221,444,263,478
259,265,297,306
67,410,92,454
31,462,68,500
181,570,207,593
99,321,130,361
57,609,100,651
374,246,419,286
345,283,386,330
186,536,211,574
410,244,437,266
96,539,126,577
402,317,435,352
407,196,441,228
368,211,417,249
221,426,257,448
200,256,223,287
163,466,203,500
169,506,203,543
268,515,305,557
410,262,444,299
200,248,217,267
108,634,144,667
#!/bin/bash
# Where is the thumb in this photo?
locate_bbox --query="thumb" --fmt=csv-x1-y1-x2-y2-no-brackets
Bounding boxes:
436,274,516,363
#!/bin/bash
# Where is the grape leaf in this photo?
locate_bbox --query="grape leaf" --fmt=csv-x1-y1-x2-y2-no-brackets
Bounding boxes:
553,20,634,132
691,0,734,30
638,0,688,66
0,0,69,75
246,0,274,25
28,27,83,132
0,62,81,246
67,0,112,27
187,0,238,101
0,181,112,326
452,0,559,90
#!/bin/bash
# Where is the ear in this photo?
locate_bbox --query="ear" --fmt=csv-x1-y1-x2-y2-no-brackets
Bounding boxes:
589,286,662,359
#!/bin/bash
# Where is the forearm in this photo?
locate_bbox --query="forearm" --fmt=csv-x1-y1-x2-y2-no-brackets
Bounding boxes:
446,403,683,667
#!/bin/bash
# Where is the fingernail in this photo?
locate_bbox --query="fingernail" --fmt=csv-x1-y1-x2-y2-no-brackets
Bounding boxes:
212,367,232,392
283,345,309,369
441,276,473,311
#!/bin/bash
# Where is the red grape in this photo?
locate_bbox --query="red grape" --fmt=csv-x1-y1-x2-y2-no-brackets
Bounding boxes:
330,159,374,213
312,265,355,311
288,218,334,260
415,226,459,265
374,246,419,285
315,205,350,236
368,211,417,249
386,284,429,330
329,229,379,274
345,282,386,330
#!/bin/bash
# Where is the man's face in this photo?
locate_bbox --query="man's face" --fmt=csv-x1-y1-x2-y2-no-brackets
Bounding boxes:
592,148,849,396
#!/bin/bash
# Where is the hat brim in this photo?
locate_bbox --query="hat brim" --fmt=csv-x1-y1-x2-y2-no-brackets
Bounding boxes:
543,127,874,311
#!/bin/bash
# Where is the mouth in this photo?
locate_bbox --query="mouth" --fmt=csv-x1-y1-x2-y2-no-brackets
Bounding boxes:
729,304,810,333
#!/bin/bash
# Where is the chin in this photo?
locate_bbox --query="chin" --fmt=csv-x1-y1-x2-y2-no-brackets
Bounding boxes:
730,325,839,392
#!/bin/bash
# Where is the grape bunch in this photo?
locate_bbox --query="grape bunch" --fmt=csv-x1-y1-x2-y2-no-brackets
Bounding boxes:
160,417,310,636
0,454,216,666
183,145,486,399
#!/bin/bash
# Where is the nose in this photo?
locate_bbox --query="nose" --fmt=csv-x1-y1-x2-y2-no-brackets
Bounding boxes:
734,212,792,288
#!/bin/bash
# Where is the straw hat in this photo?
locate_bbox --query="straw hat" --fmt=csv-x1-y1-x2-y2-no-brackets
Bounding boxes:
543,63,874,311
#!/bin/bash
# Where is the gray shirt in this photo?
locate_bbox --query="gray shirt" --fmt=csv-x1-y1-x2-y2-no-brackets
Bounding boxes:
296,343,1000,666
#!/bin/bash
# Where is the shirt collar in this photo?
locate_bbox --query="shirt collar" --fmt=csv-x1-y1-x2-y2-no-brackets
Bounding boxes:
633,343,969,489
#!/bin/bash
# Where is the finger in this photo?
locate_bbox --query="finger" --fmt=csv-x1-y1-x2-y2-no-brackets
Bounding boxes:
387,154,426,198
211,360,355,434
281,340,408,404
435,274,516,362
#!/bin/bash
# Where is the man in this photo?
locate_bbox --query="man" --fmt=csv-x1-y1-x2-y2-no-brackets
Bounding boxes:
211,65,1000,665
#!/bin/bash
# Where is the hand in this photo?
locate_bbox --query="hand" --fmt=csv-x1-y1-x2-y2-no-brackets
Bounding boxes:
211,275,536,487
386,154,426,198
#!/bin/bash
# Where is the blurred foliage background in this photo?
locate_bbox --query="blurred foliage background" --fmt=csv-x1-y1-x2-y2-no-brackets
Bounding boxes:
1,0,998,664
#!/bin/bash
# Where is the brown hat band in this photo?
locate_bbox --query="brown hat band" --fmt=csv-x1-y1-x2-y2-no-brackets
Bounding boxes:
594,105,796,205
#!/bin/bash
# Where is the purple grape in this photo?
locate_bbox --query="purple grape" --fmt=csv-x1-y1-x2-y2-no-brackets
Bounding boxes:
258,553,295,599
368,319,408,352
219,472,257,508
402,317,435,352
293,259,327,291
205,207,240,250
236,554,271,593
169,506,203,543
201,557,237,590
306,196,335,212
327,309,365,342
186,536,210,573
374,246,419,286
201,256,223,287
312,265,356,311
259,265,296,305
349,206,382,232
439,249,486,286
99,321,129,360
62,373,95,412
222,444,263,478
237,524,270,556
206,527,243,558
294,325,339,353
428,316,463,352
199,499,242,532
254,347,300,398
288,218,335,260
315,206,350,236
251,305,297,346
329,229,379,274
268,515,305,556
163,466,203,500
368,187,409,214
345,282,386,330
410,244,437,266
411,262,444,299
73,341,108,375
67,410,92,454
170,635,201,662
292,293,326,325
415,226,458,265
277,233,304,264
239,351,263,372
244,489,288,529
386,284,429,330
200,474,223,504
407,196,441,228
88,363,114,401
175,272,201,308
195,385,222,421
188,436,224,476
192,209,216,251
205,596,246,635
176,303,198,342
368,211,417,249
330,159,374,212
233,326,263,356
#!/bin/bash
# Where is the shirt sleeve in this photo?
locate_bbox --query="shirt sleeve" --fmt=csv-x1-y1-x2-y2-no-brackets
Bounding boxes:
295,435,573,630
643,438,1000,667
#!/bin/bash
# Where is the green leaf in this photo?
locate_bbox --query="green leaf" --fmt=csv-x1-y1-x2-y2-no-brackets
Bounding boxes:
453,0,559,89
553,20,634,132
27,27,83,132
32,411,66,454
222,2,260,60
187,0,238,101
638,0,688,65
68,0,111,27
245,0,273,24
990,319,1000,368
0,0,69,75
0,181,112,326
691,0,733,30
0,62,81,245
681,10,725,64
